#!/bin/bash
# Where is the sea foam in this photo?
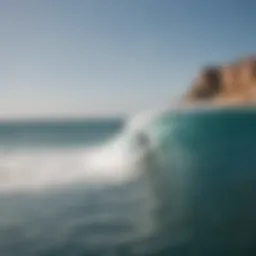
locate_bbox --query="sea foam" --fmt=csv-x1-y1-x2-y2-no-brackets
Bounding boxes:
0,110,165,192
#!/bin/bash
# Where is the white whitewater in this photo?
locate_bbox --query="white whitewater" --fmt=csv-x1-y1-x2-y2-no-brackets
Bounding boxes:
0,109,166,191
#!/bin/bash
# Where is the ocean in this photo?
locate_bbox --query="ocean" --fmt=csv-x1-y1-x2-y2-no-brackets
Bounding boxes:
0,114,190,256
2,108,256,256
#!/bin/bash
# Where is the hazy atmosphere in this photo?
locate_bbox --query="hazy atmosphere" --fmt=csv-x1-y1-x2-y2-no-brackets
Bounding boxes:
1,2,256,256
1,0,255,118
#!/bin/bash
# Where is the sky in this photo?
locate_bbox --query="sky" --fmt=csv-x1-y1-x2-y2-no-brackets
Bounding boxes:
1,0,256,118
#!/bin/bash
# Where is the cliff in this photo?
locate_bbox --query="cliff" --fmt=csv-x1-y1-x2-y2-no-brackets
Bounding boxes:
181,56,256,106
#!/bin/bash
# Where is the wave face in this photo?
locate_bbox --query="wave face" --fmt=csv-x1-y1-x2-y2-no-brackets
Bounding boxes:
0,112,192,256
1,108,256,255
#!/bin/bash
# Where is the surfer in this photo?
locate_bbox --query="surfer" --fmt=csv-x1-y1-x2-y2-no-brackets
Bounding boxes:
134,131,157,175
136,131,151,151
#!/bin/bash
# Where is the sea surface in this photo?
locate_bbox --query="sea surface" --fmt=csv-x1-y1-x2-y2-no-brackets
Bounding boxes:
2,109,256,256
0,114,191,256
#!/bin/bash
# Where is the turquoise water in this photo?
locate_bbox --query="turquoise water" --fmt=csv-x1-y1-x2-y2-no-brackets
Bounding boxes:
1,109,256,255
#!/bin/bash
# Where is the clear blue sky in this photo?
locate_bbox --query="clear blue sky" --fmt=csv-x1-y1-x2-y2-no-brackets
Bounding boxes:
0,0,256,118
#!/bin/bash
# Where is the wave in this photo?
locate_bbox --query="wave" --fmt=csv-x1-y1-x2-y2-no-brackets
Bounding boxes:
0,109,168,192
0,108,193,255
